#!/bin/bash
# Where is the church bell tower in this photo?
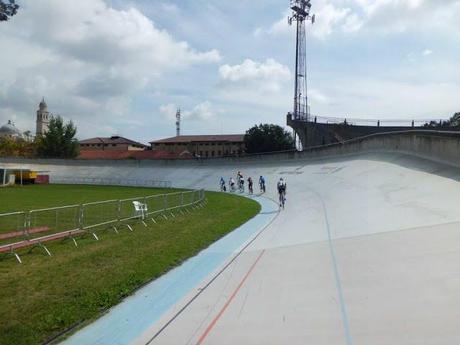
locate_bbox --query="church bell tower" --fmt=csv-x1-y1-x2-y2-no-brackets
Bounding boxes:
36,98,50,136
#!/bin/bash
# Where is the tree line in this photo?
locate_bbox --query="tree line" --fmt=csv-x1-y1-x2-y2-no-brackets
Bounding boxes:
424,113,460,128
0,116,79,158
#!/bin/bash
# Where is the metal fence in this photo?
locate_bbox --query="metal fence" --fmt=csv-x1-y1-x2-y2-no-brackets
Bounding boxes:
0,189,206,263
51,177,172,188
305,115,450,127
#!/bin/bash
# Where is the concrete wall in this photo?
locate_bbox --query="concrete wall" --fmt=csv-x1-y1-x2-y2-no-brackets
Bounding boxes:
287,114,460,148
298,130,460,168
1,130,460,170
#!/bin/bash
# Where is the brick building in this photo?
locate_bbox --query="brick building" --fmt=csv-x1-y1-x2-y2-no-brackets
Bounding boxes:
150,134,245,158
79,136,146,151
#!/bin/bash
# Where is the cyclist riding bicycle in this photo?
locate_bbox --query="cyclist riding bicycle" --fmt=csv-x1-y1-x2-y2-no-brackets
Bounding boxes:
220,177,226,192
248,177,253,194
277,178,287,209
238,176,245,193
229,177,236,192
259,175,266,193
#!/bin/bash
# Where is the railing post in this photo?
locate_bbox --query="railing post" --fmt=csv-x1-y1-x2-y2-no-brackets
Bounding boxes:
163,194,167,211
117,199,122,226
79,204,85,230
180,192,184,207
25,211,30,239
55,208,58,231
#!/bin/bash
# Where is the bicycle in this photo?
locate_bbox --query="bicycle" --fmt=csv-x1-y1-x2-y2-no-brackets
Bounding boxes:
259,181,266,193
278,190,286,209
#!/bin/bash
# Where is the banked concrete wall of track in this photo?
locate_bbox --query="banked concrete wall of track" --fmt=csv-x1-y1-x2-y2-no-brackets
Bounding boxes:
1,130,460,169
299,130,460,168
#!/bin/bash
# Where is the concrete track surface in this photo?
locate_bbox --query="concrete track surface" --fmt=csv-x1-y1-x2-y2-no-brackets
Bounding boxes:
4,152,460,344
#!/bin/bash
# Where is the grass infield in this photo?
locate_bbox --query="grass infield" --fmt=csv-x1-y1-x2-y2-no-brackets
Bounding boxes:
0,184,260,345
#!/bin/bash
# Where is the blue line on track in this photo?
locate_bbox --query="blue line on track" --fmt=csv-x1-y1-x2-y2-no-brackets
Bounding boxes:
62,196,277,345
309,188,354,345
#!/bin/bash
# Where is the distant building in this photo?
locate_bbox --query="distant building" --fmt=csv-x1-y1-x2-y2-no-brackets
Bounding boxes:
79,135,147,151
36,98,50,136
0,120,23,140
150,134,245,158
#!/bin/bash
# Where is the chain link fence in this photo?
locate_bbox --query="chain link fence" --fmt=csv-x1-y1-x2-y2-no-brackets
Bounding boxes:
0,189,206,263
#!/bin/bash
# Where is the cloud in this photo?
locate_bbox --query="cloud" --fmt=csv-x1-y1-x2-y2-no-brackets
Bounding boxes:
422,49,433,56
219,58,291,92
160,101,216,122
0,0,221,138
11,0,221,70
260,0,460,39
266,9,292,36
352,0,460,34
214,58,293,114
312,4,352,38
259,2,355,39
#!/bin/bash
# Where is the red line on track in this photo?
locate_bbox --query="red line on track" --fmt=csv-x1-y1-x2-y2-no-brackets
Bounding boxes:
195,249,266,345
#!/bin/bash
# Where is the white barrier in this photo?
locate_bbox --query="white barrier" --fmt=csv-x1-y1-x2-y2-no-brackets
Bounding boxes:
51,177,172,189
0,189,205,263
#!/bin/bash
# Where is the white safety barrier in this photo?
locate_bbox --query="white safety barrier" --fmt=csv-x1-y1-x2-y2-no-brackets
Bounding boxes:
51,177,172,189
0,189,206,263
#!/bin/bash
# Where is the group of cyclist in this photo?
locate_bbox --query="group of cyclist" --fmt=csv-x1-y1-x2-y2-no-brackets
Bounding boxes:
219,171,287,208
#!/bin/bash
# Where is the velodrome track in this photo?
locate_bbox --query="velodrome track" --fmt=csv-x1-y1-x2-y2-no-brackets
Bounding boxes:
3,152,460,344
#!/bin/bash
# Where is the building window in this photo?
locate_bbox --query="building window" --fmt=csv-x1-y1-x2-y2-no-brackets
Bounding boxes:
199,151,203,157
205,151,209,157
218,151,221,156
212,151,215,157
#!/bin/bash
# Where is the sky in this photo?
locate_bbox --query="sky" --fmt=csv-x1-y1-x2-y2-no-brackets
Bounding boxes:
0,0,459,144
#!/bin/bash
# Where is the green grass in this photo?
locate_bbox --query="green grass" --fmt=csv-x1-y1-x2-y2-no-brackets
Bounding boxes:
0,185,260,345
0,184,175,213
0,184,187,247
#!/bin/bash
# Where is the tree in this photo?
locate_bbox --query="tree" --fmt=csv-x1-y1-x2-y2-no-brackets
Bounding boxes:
0,0,19,21
37,116,79,158
244,124,295,154
23,130,32,142
449,112,460,127
0,136,37,157
424,112,460,128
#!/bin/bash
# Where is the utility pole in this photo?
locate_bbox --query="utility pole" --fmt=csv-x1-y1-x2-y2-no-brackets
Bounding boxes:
176,108,181,137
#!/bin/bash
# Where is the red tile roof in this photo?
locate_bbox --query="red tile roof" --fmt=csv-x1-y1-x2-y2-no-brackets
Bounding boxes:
79,136,146,147
78,150,186,160
150,134,244,144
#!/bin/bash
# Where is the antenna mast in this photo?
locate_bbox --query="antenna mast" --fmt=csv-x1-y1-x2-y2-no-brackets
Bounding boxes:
289,0,315,121
176,108,181,137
